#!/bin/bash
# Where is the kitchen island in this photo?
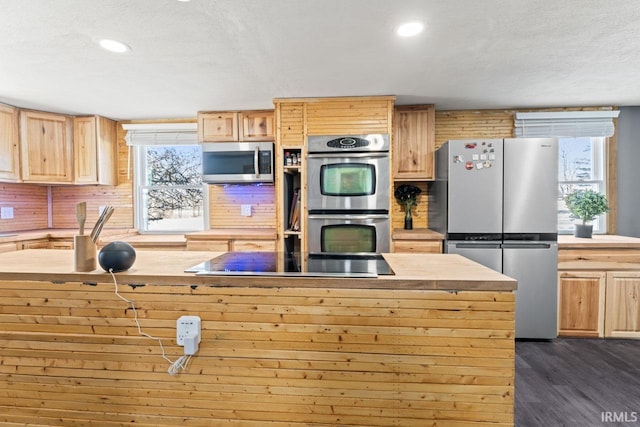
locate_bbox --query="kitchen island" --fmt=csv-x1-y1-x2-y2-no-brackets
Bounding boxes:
0,250,516,426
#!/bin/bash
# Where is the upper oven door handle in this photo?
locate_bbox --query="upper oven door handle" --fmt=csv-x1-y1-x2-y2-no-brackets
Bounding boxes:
308,214,390,220
307,152,389,159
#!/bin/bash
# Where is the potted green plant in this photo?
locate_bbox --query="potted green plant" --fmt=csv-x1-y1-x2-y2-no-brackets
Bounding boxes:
564,189,609,238
394,184,422,230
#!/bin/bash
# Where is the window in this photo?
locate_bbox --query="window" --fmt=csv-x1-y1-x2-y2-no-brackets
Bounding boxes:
134,144,207,232
557,137,606,233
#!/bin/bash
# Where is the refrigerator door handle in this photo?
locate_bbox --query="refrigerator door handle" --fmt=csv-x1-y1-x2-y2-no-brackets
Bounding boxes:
502,243,551,249
453,243,502,249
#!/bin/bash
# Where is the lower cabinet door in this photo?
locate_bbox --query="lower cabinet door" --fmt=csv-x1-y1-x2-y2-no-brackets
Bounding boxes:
605,272,640,338
558,271,606,338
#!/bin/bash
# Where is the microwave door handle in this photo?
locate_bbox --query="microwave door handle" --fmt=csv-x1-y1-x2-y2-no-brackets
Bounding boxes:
254,147,259,178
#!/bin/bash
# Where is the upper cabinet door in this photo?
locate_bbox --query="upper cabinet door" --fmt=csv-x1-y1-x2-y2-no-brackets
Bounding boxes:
393,105,435,180
73,116,118,185
239,110,274,141
74,116,98,184
0,104,20,182
20,110,73,183
198,112,239,142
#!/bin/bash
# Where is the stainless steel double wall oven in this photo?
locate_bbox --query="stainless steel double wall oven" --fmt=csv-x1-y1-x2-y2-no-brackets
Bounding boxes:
306,134,390,254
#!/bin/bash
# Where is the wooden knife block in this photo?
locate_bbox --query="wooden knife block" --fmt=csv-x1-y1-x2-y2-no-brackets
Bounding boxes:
74,235,96,272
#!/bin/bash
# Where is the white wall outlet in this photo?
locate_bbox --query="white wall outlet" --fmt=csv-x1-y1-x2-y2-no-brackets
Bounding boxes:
241,204,252,217
0,207,14,219
176,315,201,346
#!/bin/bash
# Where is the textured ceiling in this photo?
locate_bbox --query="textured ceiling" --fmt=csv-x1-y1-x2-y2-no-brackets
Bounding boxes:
1,0,639,120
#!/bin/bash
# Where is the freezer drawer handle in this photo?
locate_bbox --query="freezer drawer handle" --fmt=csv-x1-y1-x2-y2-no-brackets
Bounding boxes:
453,243,501,249
502,243,551,249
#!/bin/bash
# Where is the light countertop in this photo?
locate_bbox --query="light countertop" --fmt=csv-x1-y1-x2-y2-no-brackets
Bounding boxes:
558,234,640,249
0,249,516,291
392,228,445,241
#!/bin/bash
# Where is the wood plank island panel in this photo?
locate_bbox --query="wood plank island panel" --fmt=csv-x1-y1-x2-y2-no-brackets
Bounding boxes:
0,278,514,426
0,183,48,232
208,184,276,228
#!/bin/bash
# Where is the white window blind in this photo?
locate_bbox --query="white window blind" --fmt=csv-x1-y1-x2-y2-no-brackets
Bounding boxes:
514,111,619,138
123,123,198,145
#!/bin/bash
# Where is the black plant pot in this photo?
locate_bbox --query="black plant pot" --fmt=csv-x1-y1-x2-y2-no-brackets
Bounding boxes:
574,224,593,238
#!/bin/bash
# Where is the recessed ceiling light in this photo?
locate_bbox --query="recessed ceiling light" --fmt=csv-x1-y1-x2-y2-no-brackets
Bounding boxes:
396,22,424,37
99,39,131,53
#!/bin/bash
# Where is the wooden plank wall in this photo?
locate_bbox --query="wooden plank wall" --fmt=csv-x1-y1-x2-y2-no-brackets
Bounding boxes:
391,182,428,230
0,183,48,232
276,102,305,147
0,279,515,426
208,184,276,228
304,96,395,136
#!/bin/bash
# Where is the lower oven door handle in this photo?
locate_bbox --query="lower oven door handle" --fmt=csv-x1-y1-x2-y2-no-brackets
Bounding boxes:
307,152,389,159
308,214,389,220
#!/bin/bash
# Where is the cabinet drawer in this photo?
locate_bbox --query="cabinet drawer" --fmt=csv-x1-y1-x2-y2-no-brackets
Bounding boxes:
21,239,50,250
233,240,277,252
49,240,73,250
393,240,442,253
0,242,18,253
186,240,230,251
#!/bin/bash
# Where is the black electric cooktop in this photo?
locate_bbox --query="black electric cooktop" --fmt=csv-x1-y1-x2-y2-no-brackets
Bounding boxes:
185,252,394,278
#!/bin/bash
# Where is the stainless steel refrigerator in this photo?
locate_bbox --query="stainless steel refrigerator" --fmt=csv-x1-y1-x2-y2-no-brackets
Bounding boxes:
429,138,558,339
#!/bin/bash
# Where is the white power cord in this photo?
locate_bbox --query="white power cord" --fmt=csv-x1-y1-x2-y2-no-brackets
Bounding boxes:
108,269,192,375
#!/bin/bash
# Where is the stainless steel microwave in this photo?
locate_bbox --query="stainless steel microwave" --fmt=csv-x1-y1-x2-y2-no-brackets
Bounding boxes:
202,142,274,184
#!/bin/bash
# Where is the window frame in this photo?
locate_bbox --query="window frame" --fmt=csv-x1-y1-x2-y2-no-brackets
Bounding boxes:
557,136,607,234
133,144,209,233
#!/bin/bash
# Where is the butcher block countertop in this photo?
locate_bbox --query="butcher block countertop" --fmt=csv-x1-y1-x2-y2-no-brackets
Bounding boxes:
559,234,640,249
0,249,516,291
185,228,277,240
97,233,187,248
392,228,445,241
0,228,135,243
558,234,640,271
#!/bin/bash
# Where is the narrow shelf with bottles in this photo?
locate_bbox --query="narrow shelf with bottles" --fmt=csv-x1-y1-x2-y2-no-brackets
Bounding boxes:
281,148,303,255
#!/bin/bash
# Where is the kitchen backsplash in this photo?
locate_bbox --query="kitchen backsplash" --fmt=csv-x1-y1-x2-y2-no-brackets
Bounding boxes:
209,184,276,228
0,183,48,232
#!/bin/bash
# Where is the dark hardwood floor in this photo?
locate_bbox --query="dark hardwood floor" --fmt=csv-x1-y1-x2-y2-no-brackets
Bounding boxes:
516,338,640,426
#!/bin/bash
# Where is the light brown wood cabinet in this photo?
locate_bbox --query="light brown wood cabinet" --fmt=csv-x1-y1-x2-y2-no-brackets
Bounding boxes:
558,236,640,339
393,105,435,180
74,116,118,185
198,111,238,142
558,271,606,337
393,240,442,253
186,239,275,252
198,110,274,142
20,110,74,183
0,103,20,182
20,239,50,250
0,242,18,253
605,272,640,338
239,110,275,141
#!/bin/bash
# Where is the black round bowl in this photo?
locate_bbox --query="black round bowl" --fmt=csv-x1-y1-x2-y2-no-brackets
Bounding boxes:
98,241,136,272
